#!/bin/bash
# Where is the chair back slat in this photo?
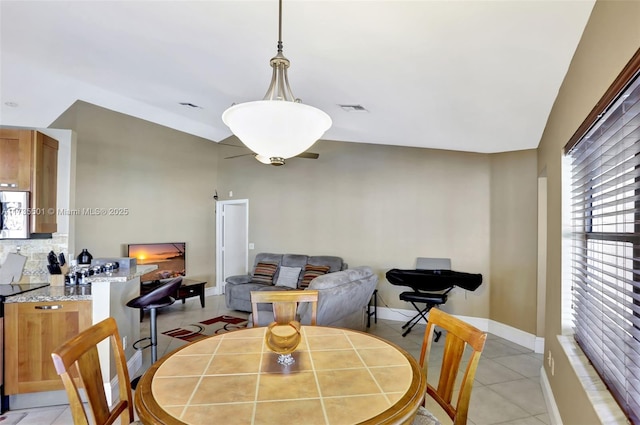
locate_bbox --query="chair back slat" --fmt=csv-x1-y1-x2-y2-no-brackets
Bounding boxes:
76,346,110,423
438,335,466,402
251,290,319,326
418,308,487,425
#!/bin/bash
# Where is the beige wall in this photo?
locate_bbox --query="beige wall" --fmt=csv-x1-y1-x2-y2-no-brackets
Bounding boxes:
489,149,538,335
46,101,541,326
537,0,640,423
52,101,219,285
218,139,493,318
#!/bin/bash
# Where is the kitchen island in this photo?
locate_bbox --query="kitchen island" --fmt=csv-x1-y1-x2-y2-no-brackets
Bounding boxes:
3,265,157,410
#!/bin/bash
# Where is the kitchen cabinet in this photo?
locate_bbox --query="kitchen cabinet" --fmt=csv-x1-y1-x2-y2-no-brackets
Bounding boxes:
30,132,58,233
3,300,91,394
0,129,32,191
0,129,58,233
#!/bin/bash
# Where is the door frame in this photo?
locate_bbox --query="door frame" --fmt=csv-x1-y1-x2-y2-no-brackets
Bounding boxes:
215,199,249,295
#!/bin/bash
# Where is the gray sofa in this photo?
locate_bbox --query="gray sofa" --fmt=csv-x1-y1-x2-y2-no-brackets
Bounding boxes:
224,253,347,312
249,267,379,331
225,253,378,331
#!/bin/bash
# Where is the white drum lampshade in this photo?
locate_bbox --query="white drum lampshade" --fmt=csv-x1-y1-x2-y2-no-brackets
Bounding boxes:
222,100,331,161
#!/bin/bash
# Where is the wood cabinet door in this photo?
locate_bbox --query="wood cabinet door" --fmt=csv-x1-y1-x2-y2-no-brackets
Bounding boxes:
30,131,58,233
4,301,92,394
0,129,32,191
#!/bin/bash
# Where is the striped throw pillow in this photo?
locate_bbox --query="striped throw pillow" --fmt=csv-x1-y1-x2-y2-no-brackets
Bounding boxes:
299,264,331,288
252,262,278,285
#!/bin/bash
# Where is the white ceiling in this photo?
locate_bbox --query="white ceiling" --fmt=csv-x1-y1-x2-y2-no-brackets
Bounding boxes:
0,0,595,154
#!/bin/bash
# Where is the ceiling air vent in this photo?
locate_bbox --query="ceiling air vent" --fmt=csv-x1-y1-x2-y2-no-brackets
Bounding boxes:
339,104,368,112
179,102,202,109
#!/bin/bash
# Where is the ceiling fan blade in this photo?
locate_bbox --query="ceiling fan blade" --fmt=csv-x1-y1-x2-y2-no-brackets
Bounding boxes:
224,153,255,160
224,150,319,162
296,152,319,159
217,135,246,148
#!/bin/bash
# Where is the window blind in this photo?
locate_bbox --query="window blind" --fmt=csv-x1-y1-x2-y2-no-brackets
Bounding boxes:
567,66,640,424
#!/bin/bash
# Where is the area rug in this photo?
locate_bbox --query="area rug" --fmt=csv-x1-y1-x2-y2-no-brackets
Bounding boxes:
162,315,248,342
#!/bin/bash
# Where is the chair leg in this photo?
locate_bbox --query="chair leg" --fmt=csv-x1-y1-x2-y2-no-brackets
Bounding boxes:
367,289,378,328
149,307,158,364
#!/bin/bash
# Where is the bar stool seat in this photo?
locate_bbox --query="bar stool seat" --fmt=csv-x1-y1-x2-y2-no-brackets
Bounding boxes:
126,277,183,367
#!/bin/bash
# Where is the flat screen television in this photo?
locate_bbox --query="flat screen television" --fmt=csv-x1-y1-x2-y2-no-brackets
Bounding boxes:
127,242,186,284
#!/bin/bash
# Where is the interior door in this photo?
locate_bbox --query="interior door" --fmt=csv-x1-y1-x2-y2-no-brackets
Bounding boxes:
216,199,249,294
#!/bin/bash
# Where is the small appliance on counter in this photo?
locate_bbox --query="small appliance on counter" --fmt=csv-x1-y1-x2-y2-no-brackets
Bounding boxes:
63,259,120,286
77,248,93,266
91,257,136,269
0,253,27,284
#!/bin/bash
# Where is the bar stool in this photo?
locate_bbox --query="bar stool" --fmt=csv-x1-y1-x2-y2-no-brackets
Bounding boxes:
127,277,183,365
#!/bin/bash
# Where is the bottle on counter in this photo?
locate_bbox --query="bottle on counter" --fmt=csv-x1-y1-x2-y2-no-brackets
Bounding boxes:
65,272,76,286
77,248,93,266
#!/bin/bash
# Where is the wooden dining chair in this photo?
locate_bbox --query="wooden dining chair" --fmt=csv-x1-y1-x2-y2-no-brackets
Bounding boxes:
250,289,319,327
413,308,487,425
51,317,139,425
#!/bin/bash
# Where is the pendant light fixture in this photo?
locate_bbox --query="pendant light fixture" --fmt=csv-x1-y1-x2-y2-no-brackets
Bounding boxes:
221,0,332,166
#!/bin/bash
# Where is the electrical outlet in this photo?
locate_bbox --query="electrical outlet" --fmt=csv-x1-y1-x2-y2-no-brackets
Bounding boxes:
123,336,127,351
249,243,255,250
547,350,552,367
229,190,233,197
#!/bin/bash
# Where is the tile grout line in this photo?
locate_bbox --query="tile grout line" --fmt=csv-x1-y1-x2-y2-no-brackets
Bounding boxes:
304,327,331,425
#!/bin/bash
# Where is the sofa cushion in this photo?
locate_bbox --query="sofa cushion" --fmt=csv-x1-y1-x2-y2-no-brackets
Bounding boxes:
281,254,309,268
308,256,344,272
254,253,284,264
299,264,331,288
275,266,302,289
229,283,274,302
252,262,278,285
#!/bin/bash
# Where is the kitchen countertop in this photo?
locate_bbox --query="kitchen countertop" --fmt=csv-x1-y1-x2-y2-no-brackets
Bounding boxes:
0,283,50,299
85,264,157,283
3,265,157,303
4,284,92,303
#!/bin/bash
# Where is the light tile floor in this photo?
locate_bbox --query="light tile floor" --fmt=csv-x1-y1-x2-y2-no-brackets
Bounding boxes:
1,294,549,425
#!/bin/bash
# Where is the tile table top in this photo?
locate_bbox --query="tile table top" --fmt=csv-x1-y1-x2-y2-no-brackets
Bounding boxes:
135,326,426,425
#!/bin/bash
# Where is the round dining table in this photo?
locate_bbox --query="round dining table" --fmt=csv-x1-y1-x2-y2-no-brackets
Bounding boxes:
134,325,426,425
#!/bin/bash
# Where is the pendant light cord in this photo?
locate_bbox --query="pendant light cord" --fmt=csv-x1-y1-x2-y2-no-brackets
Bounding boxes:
277,0,283,53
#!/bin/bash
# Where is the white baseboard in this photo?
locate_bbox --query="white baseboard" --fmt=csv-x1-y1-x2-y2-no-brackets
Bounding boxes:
128,349,143,380
540,367,563,425
376,306,544,353
205,286,217,297
487,319,544,354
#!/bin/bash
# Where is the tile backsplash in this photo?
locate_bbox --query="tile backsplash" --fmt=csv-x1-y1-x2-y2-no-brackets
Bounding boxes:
0,234,69,283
